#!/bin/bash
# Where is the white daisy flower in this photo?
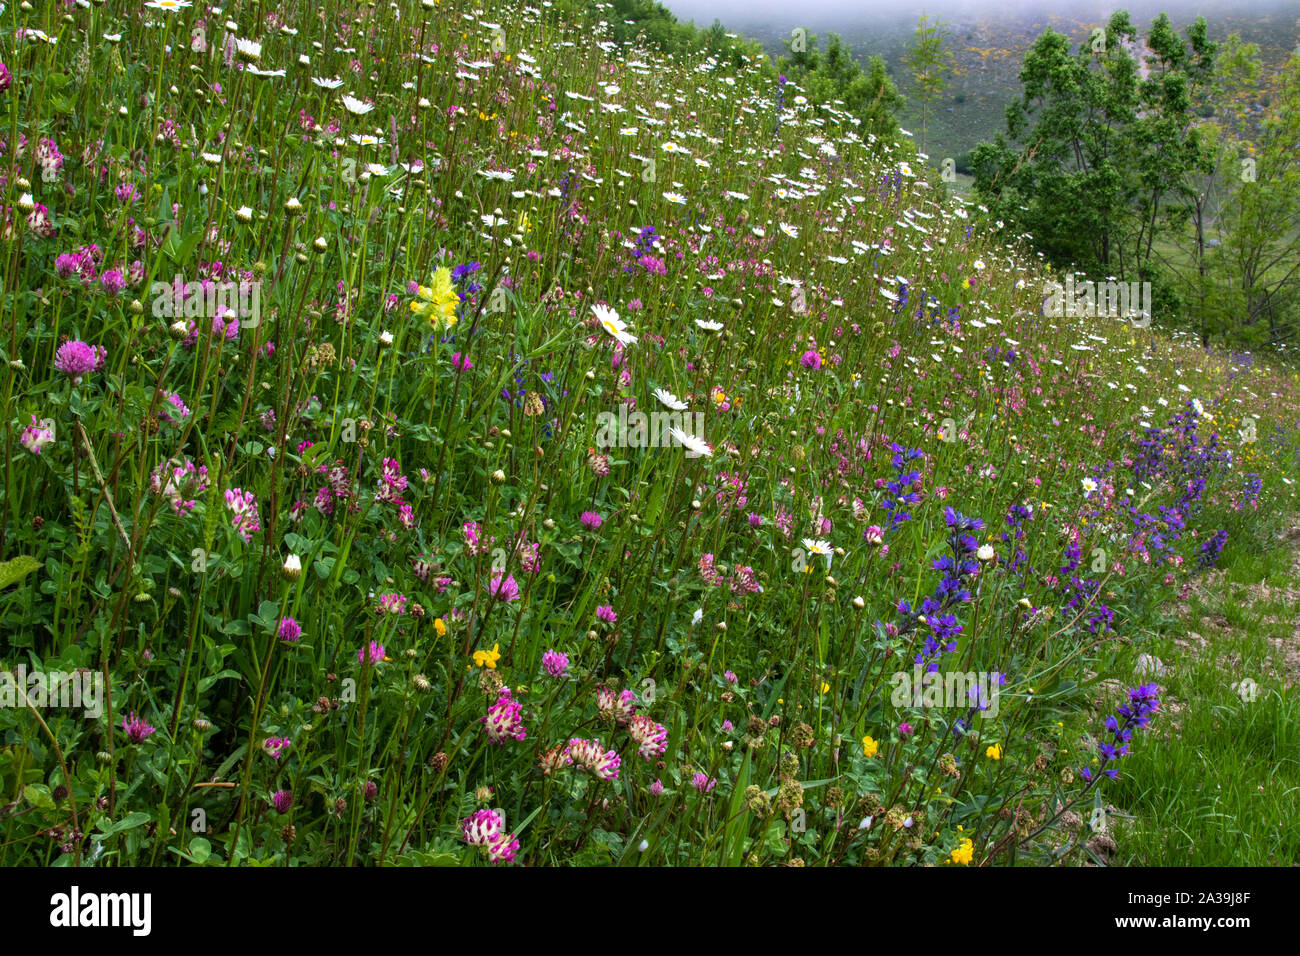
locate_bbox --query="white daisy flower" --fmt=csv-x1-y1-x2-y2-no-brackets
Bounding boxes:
654,388,688,411
592,304,637,346
802,538,833,568
341,94,374,115
234,38,262,61
668,427,712,457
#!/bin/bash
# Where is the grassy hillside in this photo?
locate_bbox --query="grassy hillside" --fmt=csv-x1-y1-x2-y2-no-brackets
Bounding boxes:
1,0,1297,867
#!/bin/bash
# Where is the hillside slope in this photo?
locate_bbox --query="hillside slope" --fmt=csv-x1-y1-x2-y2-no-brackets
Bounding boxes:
0,0,1297,867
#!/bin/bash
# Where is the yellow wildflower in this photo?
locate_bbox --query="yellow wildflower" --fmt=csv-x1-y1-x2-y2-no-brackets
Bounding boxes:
410,266,459,331
986,743,1003,760
950,838,974,865
862,735,879,758
472,643,501,669
434,618,447,638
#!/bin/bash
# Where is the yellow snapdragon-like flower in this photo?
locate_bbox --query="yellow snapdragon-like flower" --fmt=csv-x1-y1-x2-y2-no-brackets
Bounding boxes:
410,266,460,331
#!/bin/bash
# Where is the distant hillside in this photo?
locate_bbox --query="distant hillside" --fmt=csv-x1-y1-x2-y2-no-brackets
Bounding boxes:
663,1,1299,167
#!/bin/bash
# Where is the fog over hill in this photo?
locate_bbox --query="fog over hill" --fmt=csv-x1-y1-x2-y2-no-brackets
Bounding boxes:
660,0,1297,163
662,0,1300,34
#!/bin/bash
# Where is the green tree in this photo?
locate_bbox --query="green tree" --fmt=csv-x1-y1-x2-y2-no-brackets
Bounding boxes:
970,18,1135,275
970,11,1218,322
904,14,954,156
1206,49,1300,345
777,31,903,145
859,55,906,144
1115,14,1216,282
1155,33,1255,346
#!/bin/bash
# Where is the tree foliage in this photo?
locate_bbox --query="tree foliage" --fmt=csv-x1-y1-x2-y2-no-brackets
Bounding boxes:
972,9,1300,348
904,14,955,155
776,31,905,146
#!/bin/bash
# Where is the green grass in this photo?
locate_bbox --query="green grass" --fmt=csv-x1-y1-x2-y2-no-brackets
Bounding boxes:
1105,512,1300,865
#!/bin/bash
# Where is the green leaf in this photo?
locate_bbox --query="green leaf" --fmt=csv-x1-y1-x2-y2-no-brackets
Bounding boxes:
197,669,243,693
645,479,666,526
162,227,205,266
0,555,42,591
188,837,212,864
762,819,788,857
23,784,55,810
722,750,752,866
96,811,151,837
211,744,247,784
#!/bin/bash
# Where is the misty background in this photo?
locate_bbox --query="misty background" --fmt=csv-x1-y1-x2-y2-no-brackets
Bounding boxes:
656,0,1299,161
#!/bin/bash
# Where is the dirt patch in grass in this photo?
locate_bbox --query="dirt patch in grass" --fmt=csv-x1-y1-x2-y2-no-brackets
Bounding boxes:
1175,523,1300,689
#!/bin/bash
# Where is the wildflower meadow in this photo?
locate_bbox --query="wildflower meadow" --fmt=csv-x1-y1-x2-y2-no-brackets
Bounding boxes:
2,0,1299,879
